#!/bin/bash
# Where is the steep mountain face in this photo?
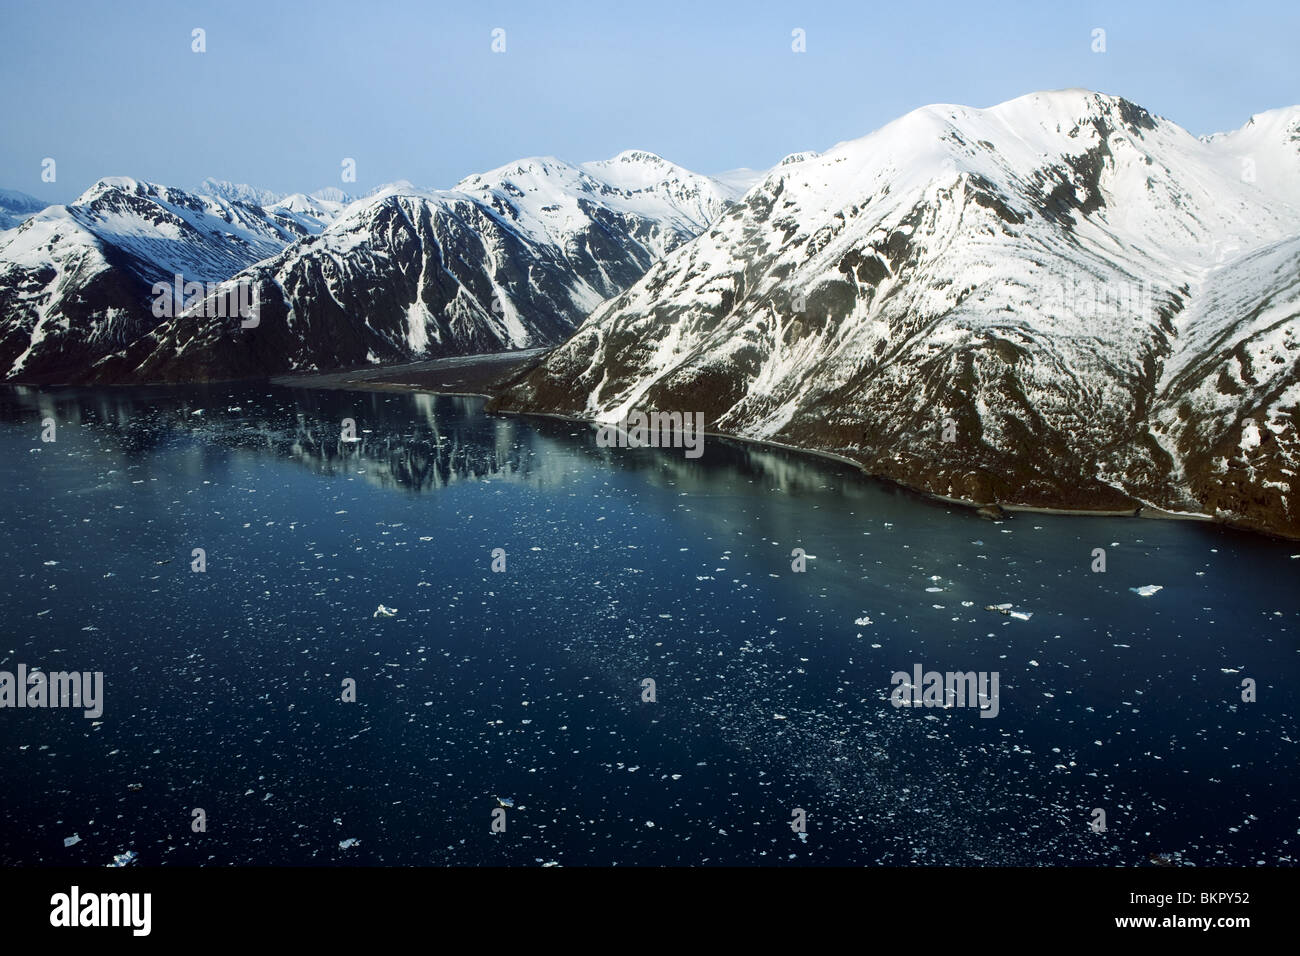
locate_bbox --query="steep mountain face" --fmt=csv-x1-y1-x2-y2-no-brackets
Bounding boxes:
1142,234,1300,535
0,178,310,382
0,189,45,232
492,91,1300,537
83,153,741,382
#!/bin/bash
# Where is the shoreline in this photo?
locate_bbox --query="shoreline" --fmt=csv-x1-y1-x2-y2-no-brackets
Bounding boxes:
491,405,1218,526
267,348,550,398
45,349,1278,539
277,351,1230,532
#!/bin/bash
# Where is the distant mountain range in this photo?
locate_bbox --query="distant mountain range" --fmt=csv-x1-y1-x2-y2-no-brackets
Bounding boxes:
1,89,1298,536
90,152,745,382
0,153,743,383
0,189,45,231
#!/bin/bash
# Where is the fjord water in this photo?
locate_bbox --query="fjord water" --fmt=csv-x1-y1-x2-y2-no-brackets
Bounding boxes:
0,384,1295,867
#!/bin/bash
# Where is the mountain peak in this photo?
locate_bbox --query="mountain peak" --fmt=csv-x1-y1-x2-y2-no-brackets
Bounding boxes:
84,175,146,193
0,188,46,231
74,177,169,205
200,178,284,206
604,149,669,166
0,188,45,211
308,186,354,203
996,87,1156,122
1240,104,1300,134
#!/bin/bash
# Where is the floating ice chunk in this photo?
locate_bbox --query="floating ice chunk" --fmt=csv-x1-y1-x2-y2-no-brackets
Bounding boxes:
63,834,81,848
983,603,1031,621
854,616,872,626
373,604,398,618
107,850,137,867
496,796,515,809
1130,585,1163,597
339,838,360,850
773,714,787,720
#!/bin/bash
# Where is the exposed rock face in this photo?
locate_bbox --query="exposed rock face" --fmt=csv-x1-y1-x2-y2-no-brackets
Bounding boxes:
491,91,1300,537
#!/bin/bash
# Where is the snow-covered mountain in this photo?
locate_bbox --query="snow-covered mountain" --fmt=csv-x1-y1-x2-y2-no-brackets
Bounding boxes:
198,178,286,208
199,179,352,235
492,91,1300,538
0,177,310,380
1198,105,1300,210
83,152,744,382
0,188,46,231
262,192,350,236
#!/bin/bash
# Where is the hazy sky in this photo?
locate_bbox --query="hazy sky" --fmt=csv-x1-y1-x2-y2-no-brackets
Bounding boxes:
3,0,1296,202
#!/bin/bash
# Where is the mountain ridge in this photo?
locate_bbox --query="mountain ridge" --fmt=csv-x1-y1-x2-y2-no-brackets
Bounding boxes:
72,151,746,382
489,90,1300,538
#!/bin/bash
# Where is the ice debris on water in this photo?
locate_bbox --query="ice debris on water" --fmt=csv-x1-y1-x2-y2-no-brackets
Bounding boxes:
496,796,515,809
63,834,81,848
339,838,360,850
984,603,1032,620
107,850,137,867
372,604,398,618
1130,585,1163,597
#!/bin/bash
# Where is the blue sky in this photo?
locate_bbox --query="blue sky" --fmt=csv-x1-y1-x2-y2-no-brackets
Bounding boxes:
3,0,1296,202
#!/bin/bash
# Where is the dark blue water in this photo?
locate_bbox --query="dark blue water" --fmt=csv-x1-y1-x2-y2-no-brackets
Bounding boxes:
0,384,1295,866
